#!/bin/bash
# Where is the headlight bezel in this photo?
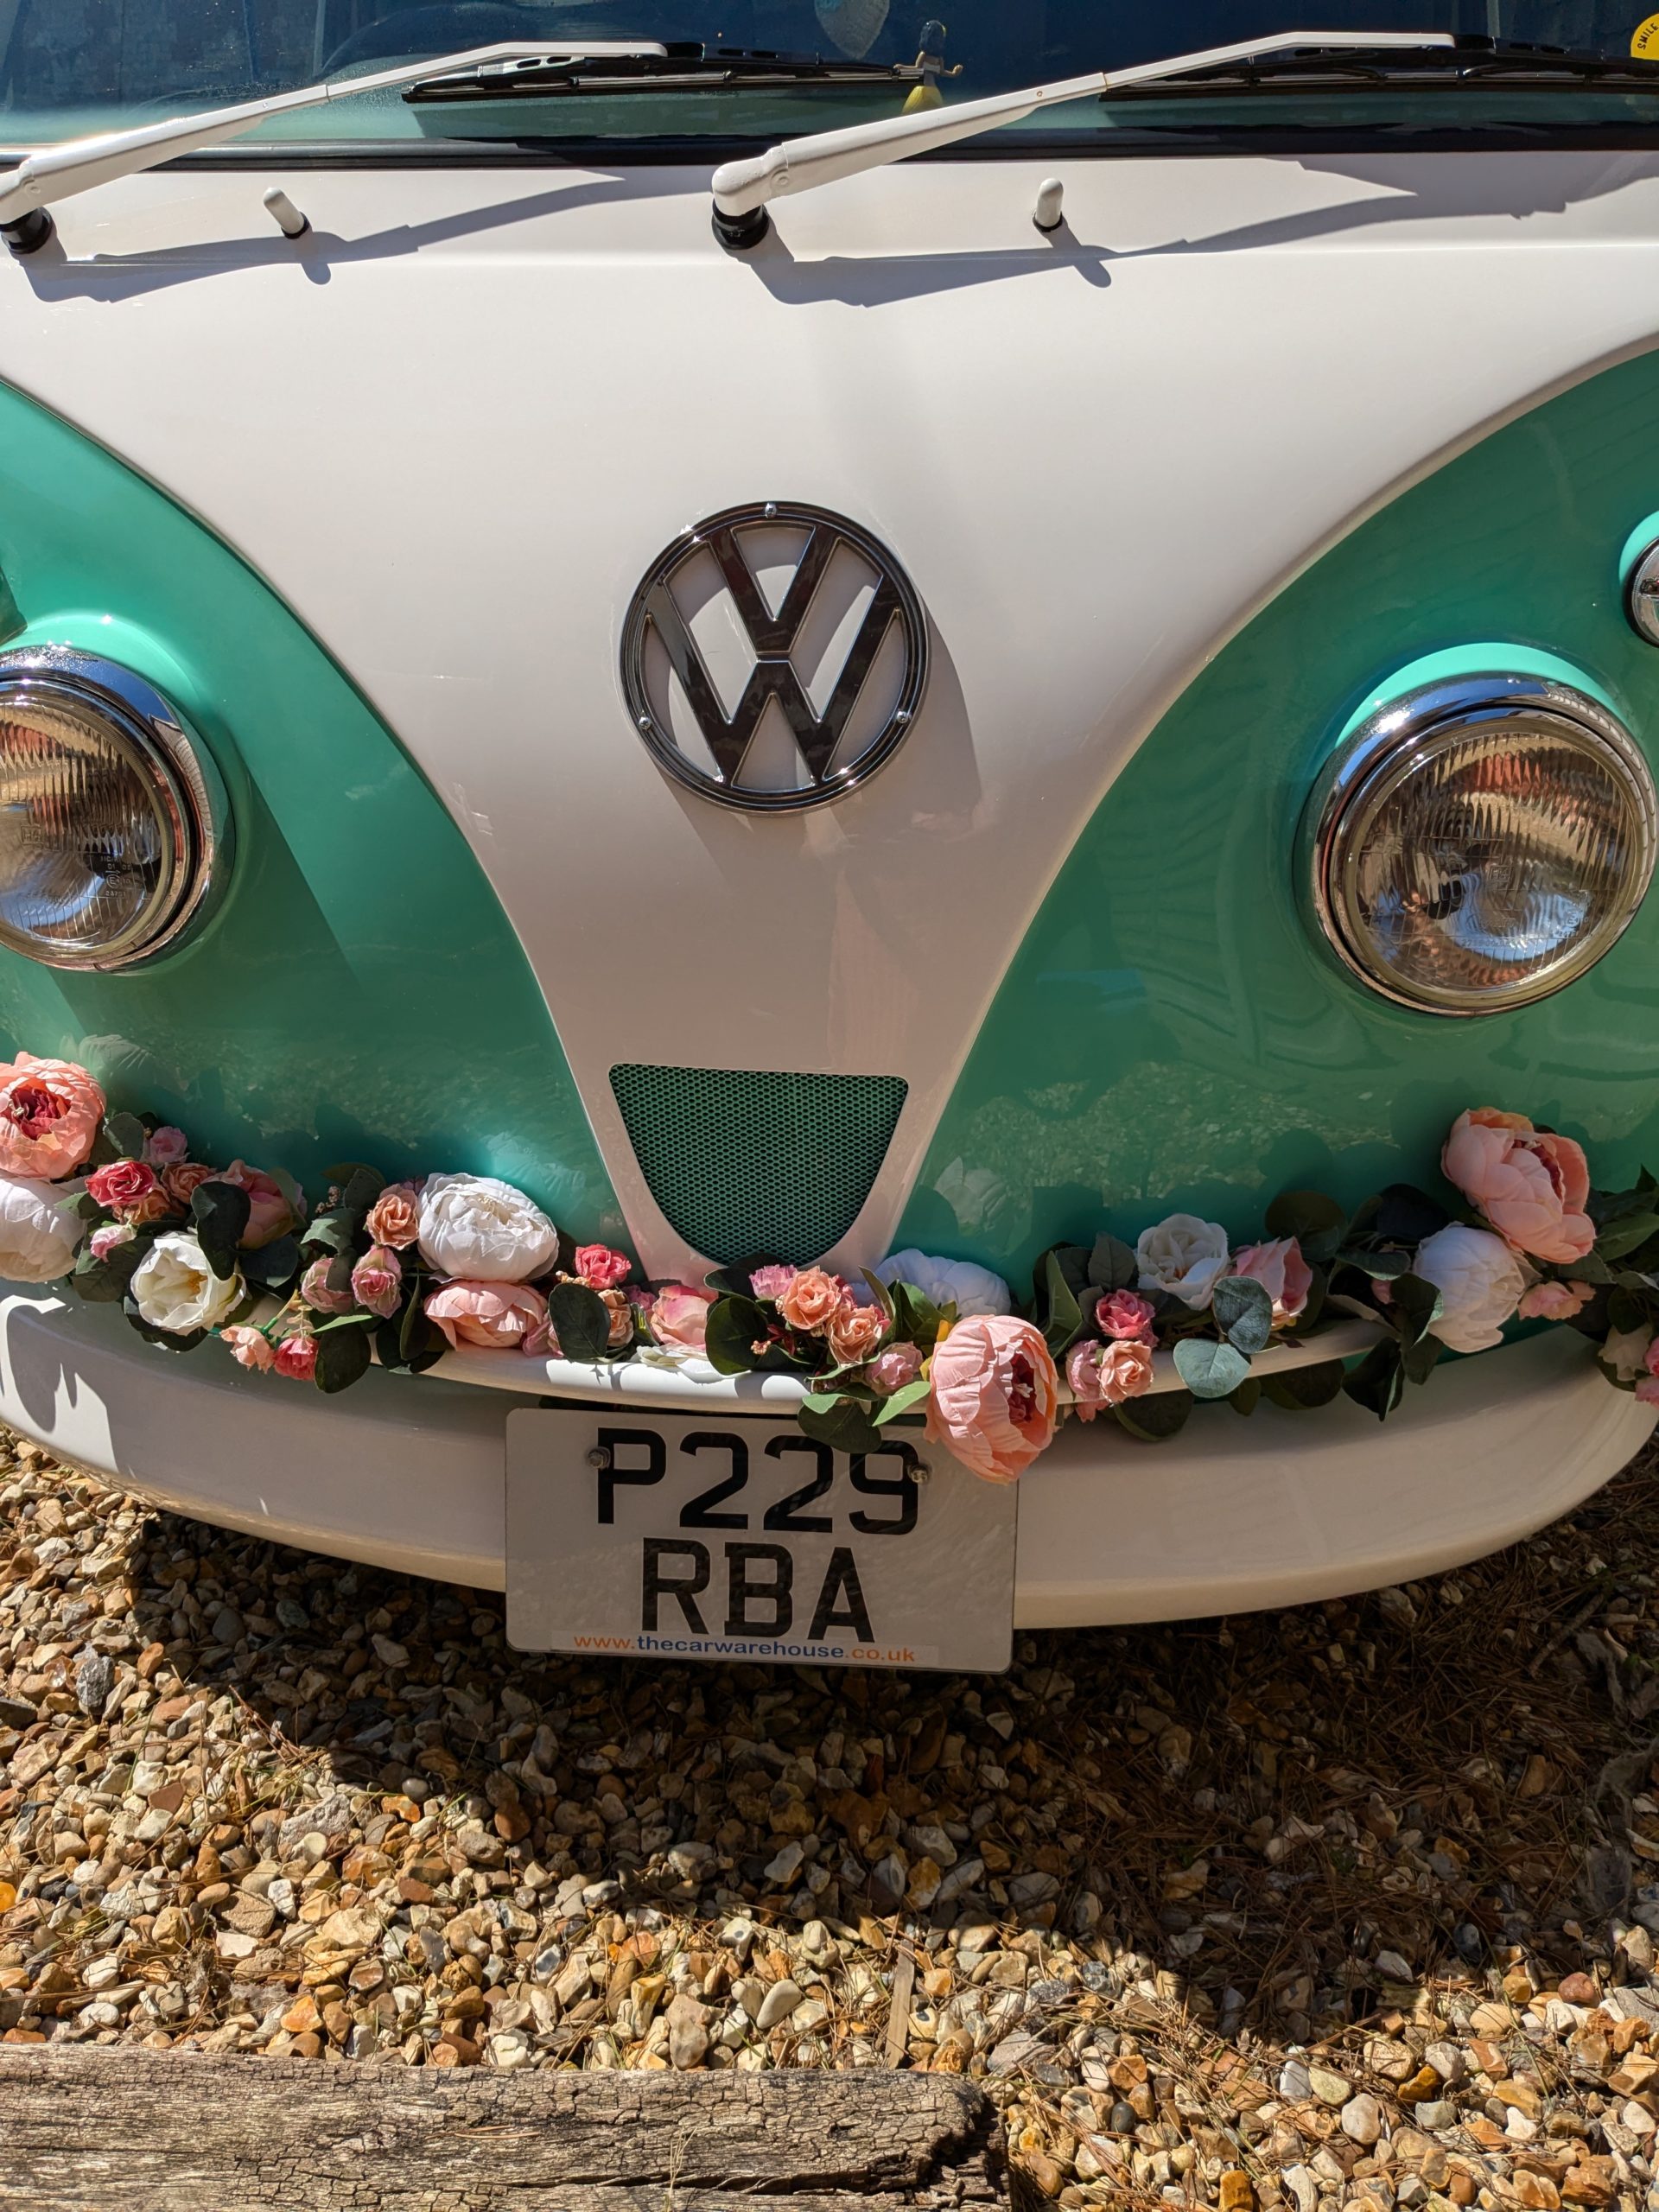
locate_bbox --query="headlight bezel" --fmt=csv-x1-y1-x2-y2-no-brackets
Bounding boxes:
1304,671,1657,1018
0,645,229,971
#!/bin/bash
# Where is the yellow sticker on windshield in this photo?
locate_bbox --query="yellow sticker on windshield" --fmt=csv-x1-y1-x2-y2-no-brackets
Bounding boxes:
1634,13,1659,57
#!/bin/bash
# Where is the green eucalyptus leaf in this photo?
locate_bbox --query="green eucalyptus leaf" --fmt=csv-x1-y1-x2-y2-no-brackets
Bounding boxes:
798,1393,885,1455
72,1242,142,1301
1038,1247,1085,1358
240,1233,301,1293
1261,1359,1347,1410
1228,1376,1262,1416
703,1294,766,1376
1173,1337,1251,1401
1263,1189,1348,1264
122,1297,205,1355
1211,1274,1273,1356
314,1322,372,1394
1113,1389,1193,1442
1334,1246,1413,1279
861,1268,896,1322
1374,1184,1451,1244
548,1282,610,1364
1086,1233,1139,1294
1343,1339,1405,1421
104,1111,149,1162
190,1181,251,1280
1597,1211,1659,1262
1386,1270,1444,1350
872,1376,931,1426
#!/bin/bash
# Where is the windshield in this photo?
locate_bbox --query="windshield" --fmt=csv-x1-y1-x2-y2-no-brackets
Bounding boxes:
4,4,1657,149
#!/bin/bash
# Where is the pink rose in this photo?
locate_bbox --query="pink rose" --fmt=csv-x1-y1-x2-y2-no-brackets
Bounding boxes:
364,1182,421,1250
300,1256,356,1314
1229,1236,1313,1326
213,1160,304,1249
925,1314,1059,1483
575,1243,632,1290
1442,1109,1594,1266
866,1341,924,1395
1067,1337,1155,1421
827,1300,887,1367
424,1279,549,1351
221,1325,276,1372
350,1245,402,1319
1637,1375,1659,1407
0,1052,105,1179
273,1334,316,1381
86,1158,161,1216
89,1222,134,1261
163,1160,216,1209
1645,1337,1659,1380
778,1267,842,1334
1518,1279,1594,1322
750,1263,798,1303
143,1126,189,1167
649,1283,716,1353
1095,1288,1157,1343
600,1286,636,1348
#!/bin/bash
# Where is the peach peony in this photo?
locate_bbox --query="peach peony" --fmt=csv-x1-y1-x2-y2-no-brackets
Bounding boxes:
649,1283,716,1353
925,1314,1059,1483
424,1279,549,1352
1442,1109,1594,1265
0,1052,105,1180
364,1182,421,1250
1517,1279,1594,1322
1229,1236,1313,1326
826,1299,887,1367
778,1267,843,1334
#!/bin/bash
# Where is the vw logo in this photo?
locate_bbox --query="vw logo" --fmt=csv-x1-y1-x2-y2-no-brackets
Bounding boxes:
620,502,928,812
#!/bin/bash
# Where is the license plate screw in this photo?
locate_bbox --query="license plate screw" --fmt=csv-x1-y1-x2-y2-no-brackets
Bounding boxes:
585,1445,613,1471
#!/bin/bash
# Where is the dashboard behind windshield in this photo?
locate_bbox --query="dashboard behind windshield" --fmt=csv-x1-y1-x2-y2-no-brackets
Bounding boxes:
5,3,1657,148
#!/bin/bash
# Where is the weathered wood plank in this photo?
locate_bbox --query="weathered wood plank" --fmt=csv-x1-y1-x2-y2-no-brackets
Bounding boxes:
0,2049,1007,2212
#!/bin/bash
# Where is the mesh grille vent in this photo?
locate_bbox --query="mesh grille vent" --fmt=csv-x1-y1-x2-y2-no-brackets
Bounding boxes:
610,1064,908,1265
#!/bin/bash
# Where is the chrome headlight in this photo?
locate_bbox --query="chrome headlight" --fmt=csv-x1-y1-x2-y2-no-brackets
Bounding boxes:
1305,672,1656,1015
0,649,227,970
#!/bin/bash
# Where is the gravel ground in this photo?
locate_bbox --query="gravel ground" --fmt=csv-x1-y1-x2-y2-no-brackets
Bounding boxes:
5,1433,1659,2212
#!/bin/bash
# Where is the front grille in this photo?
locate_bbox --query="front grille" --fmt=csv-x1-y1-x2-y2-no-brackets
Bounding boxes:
609,1063,908,1266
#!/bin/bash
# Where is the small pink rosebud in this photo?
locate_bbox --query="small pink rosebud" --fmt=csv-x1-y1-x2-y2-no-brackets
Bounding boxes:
221,1325,276,1372
273,1334,317,1381
89,1222,135,1262
350,1244,403,1319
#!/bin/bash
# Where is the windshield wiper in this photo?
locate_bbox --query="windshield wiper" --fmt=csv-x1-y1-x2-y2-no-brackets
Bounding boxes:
0,38,666,254
1107,35,1659,95
710,28,1459,247
405,43,927,103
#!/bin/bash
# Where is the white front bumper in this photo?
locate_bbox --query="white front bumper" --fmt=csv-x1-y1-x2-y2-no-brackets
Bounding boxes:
0,1290,1646,1627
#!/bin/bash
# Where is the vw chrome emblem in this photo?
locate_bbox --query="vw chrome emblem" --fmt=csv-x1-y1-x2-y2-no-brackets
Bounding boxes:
620,501,928,811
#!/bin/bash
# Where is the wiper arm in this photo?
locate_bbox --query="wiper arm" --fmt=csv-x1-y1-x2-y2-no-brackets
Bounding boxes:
406,43,926,102
709,28,1454,248
1109,34,1659,94
0,39,666,254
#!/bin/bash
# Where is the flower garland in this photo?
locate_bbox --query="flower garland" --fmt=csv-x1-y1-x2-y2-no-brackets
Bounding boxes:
0,1048,1649,1480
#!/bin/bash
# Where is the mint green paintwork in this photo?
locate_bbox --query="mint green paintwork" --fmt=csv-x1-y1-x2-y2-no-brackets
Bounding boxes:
897,351,1659,1287
0,381,622,1239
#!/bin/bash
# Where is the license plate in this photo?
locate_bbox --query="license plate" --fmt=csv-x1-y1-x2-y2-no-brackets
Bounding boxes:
505,1409,1016,1672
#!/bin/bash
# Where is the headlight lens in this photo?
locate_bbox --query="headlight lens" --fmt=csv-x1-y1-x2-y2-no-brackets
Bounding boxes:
0,650,226,970
1306,673,1656,1014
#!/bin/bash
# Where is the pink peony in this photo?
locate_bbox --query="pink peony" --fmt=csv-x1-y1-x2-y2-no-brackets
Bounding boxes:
86,1158,160,1216
273,1334,316,1381
866,1341,924,1396
0,1052,105,1180
1442,1109,1594,1265
778,1267,842,1334
575,1243,632,1289
300,1256,356,1314
827,1300,887,1367
424,1279,549,1351
364,1182,421,1250
1229,1236,1313,1326
144,1125,189,1167
649,1283,717,1353
221,1325,276,1372
1095,1288,1157,1343
925,1314,1059,1483
1518,1279,1594,1322
750,1263,798,1302
350,1245,402,1319
213,1160,304,1250
163,1160,216,1209
1067,1337,1156,1421
89,1222,134,1261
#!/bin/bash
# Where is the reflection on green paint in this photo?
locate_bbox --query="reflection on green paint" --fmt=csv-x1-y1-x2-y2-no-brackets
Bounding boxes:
0,382,621,1240
899,353,1659,1287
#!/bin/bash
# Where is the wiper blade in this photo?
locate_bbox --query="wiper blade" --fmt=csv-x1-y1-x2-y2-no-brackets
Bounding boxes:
406,43,925,103
710,29,1455,247
1111,34,1659,94
0,39,666,252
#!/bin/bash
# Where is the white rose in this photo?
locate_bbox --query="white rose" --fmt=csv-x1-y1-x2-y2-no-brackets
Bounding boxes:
130,1231,243,1335
873,1249,1012,1318
0,1174,84,1283
416,1173,560,1282
1135,1214,1230,1310
1414,1224,1528,1354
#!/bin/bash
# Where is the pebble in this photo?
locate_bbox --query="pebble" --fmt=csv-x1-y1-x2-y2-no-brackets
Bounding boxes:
3,1435,1659,2211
